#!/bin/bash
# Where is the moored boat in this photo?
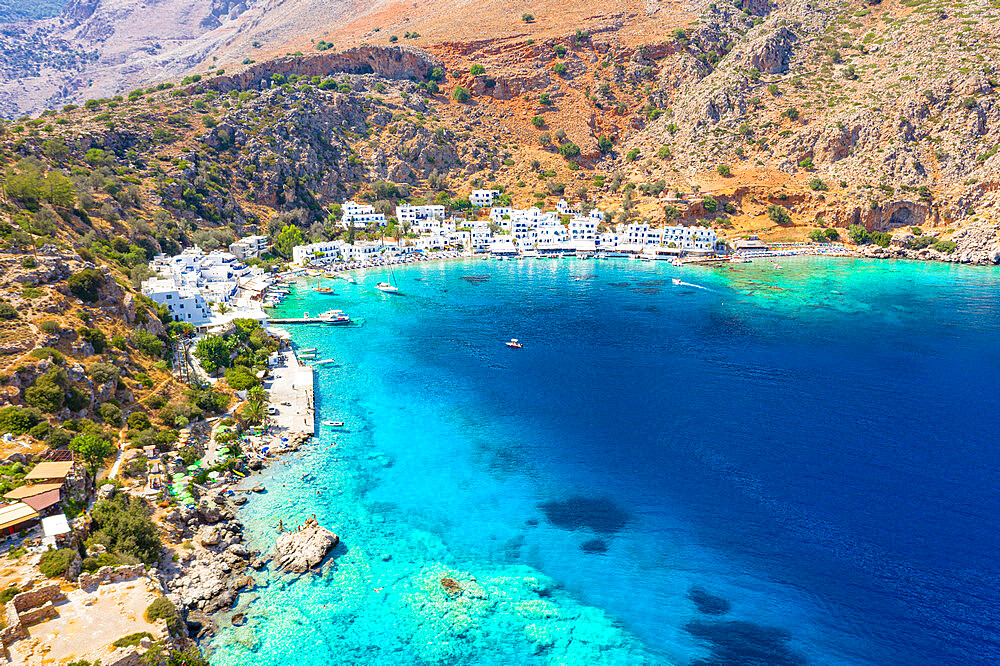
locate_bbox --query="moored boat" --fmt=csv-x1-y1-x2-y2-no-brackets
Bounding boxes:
506,338,523,348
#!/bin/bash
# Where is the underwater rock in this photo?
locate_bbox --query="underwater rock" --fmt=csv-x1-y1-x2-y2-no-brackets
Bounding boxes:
441,577,463,597
688,587,731,615
272,518,339,574
580,539,608,554
538,497,629,534
686,619,805,666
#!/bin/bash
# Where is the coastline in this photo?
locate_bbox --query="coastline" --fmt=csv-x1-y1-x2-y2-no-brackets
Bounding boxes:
159,343,318,641
170,250,1000,663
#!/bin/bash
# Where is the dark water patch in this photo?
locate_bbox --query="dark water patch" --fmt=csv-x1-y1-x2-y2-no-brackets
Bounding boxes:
581,538,609,554
685,620,806,666
688,587,731,615
413,277,424,281
623,304,660,313
460,275,491,285
644,280,667,286
525,518,539,527
631,288,662,295
538,497,629,534
609,282,632,287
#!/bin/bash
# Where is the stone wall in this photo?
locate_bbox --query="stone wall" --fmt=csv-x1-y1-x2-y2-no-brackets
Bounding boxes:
77,563,146,591
0,583,65,645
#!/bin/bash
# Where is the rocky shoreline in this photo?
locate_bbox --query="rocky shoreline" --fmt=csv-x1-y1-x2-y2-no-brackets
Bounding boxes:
852,221,1000,265
159,430,339,641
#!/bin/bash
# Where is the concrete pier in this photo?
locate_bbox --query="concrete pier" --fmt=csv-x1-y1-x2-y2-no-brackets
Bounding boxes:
264,349,314,436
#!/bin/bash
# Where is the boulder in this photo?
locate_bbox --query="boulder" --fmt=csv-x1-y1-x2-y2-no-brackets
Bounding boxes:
272,518,339,574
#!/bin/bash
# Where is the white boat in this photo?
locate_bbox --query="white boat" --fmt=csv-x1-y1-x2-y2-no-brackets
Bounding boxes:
672,278,682,285
314,359,337,366
671,258,683,267
318,309,351,324
322,420,344,427
729,256,752,263
299,348,317,353
506,338,523,349
375,282,400,293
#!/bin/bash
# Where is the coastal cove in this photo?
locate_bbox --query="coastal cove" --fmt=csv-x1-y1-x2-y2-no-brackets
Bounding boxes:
209,256,1000,665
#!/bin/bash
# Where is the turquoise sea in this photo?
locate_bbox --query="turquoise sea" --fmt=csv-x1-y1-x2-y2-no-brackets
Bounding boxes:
208,256,1000,665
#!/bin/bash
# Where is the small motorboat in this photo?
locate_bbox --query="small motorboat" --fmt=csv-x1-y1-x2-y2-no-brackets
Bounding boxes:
322,420,344,427
375,282,400,294
314,359,337,366
506,338,523,349
313,287,334,293
672,278,682,285
772,262,783,269
299,348,317,353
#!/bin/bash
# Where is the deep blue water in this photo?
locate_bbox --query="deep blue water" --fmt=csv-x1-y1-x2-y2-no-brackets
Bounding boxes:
210,257,1000,665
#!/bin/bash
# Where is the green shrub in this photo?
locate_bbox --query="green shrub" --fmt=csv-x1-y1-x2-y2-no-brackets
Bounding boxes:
452,86,471,102
67,269,105,302
224,366,260,391
558,141,580,158
0,405,43,435
933,240,956,254
97,402,122,426
90,493,161,565
808,177,827,191
716,164,731,177
113,632,153,648
145,597,183,635
25,369,69,413
39,319,60,334
766,204,792,226
702,196,719,214
848,224,870,244
78,327,107,353
469,64,485,75
0,585,20,604
87,362,119,384
0,302,17,321
39,548,77,578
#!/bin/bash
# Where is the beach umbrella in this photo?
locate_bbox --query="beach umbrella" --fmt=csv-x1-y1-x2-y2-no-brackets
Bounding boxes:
187,464,201,471
208,471,220,480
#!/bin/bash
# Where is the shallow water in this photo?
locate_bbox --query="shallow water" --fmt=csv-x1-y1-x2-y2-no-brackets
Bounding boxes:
208,257,1000,665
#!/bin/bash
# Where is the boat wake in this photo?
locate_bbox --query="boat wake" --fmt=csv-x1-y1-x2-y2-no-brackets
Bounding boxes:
672,279,716,292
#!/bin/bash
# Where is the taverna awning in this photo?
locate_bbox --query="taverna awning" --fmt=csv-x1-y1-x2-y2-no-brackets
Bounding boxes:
22,488,61,513
0,503,39,532
4,483,62,500
24,461,75,482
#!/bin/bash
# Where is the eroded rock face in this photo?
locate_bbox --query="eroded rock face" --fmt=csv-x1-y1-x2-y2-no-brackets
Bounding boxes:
272,518,339,574
205,46,443,94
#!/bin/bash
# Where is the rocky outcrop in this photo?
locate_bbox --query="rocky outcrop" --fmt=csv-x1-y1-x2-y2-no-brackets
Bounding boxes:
272,518,339,573
163,494,259,614
745,26,795,74
204,46,443,94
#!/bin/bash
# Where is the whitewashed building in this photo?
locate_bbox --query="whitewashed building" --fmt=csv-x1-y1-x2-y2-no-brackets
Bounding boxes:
568,218,599,240
342,201,387,229
396,204,446,227
470,190,500,207
142,278,212,325
229,235,269,260
292,240,345,264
